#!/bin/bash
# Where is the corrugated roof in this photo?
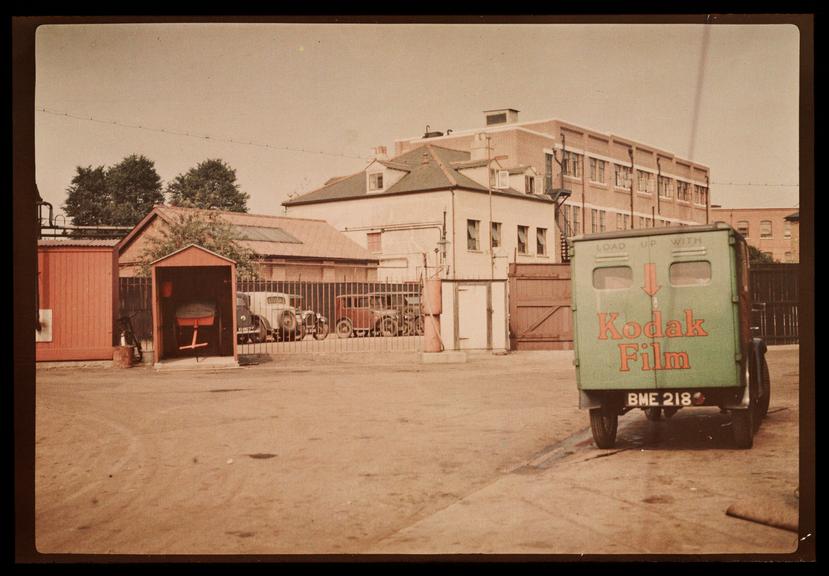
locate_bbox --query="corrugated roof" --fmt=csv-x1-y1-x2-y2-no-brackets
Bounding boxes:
38,238,120,247
148,205,377,262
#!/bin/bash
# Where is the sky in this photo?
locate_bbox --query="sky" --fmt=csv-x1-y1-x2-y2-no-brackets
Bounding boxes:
34,22,801,220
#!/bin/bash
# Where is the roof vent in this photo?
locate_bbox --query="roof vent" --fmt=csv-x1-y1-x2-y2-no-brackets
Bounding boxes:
422,124,444,139
484,108,519,126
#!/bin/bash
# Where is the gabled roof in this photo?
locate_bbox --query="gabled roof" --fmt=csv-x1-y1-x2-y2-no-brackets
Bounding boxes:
150,243,236,267
118,205,378,263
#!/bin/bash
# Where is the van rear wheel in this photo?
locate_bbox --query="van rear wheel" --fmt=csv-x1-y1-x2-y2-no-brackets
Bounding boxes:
589,408,618,449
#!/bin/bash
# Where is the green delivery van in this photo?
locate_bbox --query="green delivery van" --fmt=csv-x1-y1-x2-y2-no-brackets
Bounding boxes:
570,224,770,449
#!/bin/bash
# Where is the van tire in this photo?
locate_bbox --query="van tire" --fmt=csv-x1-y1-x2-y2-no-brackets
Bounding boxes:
590,408,618,449
732,408,754,449
757,355,771,421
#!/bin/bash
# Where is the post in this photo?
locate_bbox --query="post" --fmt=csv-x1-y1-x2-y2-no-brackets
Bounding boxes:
628,146,635,228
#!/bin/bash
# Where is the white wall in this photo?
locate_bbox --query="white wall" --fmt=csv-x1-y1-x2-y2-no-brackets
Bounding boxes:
284,190,452,281
285,187,560,281
451,189,558,279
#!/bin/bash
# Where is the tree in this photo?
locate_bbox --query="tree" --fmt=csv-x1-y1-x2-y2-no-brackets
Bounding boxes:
137,211,259,279
63,155,163,229
166,159,249,212
63,165,112,226
748,244,775,265
106,155,164,226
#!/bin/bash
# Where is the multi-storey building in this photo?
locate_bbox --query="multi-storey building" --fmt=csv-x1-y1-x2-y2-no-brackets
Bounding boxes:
283,109,711,279
395,109,711,262
712,207,799,263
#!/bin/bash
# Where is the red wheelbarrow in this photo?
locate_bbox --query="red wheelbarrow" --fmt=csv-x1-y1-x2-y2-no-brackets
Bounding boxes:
175,301,218,356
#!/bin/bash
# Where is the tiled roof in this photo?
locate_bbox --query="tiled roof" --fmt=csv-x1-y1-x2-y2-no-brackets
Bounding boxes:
282,143,555,207
143,205,377,262
283,144,492,206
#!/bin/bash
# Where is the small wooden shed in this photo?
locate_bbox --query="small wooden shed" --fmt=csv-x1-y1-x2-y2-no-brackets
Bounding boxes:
36,239,120,361
150,244,238,366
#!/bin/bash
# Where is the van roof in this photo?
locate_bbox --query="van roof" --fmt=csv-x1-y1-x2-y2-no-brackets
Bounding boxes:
570,223,735,243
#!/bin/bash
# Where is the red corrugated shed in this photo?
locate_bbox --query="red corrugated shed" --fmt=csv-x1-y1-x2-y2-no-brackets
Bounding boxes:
36,241,119,361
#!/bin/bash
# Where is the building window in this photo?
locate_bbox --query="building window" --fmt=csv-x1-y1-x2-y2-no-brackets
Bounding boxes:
563,151,582,177
658,176,673,198
760,220,773,238
616,213,625,230
525,175,535,194
638,216,645,228
591,209,598,233
637,170,652,194
737,220,749,237
599,210,606,232
784,251,792,262
624,214,630,229
694,185,708,206
517,225,529,254
762,251,774,260
537,227,547,256
784,221,792,239
676,180,690,202
572,207,581,235
590,158,606,184
614,164,632,188
368,172,383,191
496,170,510,189
366,232,382,253
467,219,480,251
491,222,501,249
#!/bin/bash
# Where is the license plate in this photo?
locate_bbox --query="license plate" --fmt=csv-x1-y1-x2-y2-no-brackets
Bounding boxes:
626,391,694,408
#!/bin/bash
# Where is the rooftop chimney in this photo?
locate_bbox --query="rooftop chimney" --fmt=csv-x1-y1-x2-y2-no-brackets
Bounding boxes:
470,132,489,161
484,108,519,126
371,146,388,161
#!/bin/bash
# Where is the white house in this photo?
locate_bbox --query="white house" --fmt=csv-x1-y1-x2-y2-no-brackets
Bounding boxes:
282,140,559,282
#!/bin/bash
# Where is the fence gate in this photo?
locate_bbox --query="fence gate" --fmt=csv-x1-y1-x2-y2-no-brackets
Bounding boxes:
508,263,573,350
750,264,799,345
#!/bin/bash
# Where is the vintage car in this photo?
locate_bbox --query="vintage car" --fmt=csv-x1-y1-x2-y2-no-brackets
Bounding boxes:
245,291,303,341
368,291,424,336
334,293,399,338
236,292,268,344
570,223,770,449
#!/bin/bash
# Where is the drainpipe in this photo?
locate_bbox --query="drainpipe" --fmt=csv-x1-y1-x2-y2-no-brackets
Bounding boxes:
705,174,710,224
656,157,662,216
628,147,635,228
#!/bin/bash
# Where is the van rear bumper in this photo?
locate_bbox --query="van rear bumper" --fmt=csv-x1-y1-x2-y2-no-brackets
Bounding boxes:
579,387,748,411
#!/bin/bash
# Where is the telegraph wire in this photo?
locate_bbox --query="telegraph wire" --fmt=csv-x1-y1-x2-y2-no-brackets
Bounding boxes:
37,107,372,161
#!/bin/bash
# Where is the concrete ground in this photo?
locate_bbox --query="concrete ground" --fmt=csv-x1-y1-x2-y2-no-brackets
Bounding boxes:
34,347,802,556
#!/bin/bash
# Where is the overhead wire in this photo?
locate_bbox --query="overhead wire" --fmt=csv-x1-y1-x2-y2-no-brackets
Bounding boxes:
36,107,372,161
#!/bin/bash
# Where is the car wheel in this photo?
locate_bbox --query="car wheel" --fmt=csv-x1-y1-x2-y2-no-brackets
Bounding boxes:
279,310,298,333
335,319,353,339
378,317,397,337
589,408,618,449
314,321,330,340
